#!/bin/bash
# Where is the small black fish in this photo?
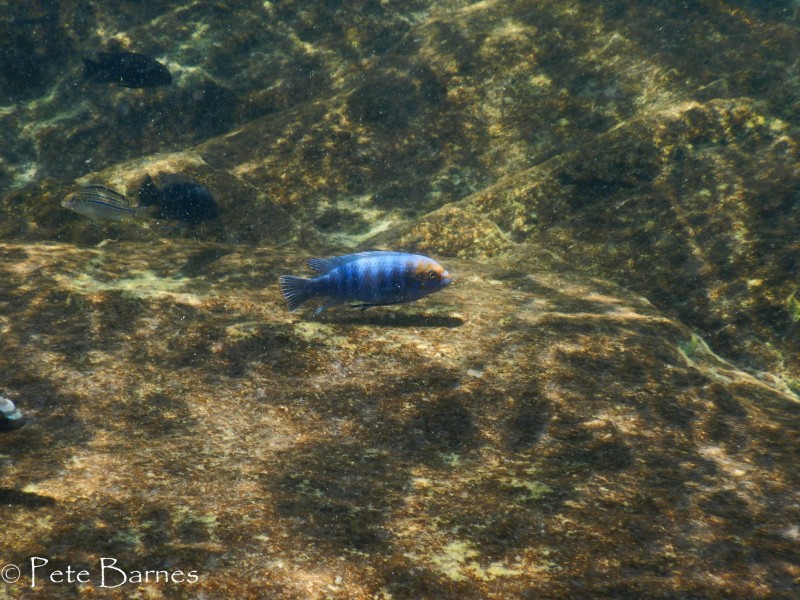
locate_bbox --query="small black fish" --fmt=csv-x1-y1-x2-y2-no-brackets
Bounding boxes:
138,173,218,224
84,51,172,88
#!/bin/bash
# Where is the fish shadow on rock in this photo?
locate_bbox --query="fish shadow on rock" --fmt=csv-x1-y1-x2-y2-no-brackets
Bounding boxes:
552,416,634,472
0,488,56,508
500,272,636,315
219,322,325,376
316,311,463,328
505,394,552,451
267,441,408,552
389,396,477,462
376,556,473,600
176,247,234,278
106,392,198,440
36,500,222,570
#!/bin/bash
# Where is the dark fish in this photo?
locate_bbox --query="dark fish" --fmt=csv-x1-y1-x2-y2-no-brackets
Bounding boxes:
0,394,25,432
62,184,149,224
84,51,172,88
138,173,219,224
280,251,452,314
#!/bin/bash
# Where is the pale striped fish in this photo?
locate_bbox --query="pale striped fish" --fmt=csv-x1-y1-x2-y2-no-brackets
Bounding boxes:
0,394,25,432
62,184,149,224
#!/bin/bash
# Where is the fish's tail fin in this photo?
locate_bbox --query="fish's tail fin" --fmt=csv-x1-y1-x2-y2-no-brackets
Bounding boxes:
279,275,315,312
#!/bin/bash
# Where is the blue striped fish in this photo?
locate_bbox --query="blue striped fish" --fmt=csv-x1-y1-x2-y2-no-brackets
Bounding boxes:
0,394,25,432
279,251,452,314
62,184,149,224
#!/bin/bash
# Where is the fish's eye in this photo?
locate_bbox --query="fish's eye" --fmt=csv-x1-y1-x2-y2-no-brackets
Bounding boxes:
428,270,438,280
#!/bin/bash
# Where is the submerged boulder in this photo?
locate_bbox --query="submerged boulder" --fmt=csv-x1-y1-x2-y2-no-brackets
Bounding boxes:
0,240,797,597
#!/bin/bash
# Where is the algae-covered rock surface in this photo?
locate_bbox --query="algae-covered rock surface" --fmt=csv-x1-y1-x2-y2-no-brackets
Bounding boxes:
2,0,800,598
2,0,800,380
1,240,799,599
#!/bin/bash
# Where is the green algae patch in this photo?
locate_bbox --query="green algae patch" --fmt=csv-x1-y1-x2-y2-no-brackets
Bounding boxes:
425,539,554,582
677,332,704,360
784,377,800,399
502,477,552,501
224,321,265,340
173,506,219,542
56,270,208,305
109,528,145,551
469,557,557,581
427,540,479,582
786,290,800,323
291,321,345,346
292,321,333,341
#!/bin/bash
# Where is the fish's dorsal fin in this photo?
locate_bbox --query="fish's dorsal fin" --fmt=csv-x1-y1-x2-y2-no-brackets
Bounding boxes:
155,172,196,188
306,250,401,273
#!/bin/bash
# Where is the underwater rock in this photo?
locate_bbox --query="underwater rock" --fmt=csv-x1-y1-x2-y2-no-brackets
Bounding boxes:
369,204,514,260
0,4,71,102
448,98,800,379
184,79,239,137
1,1,799,384
0,240,798,598
347,63,448,131
2,2,800,593
83,51,172,88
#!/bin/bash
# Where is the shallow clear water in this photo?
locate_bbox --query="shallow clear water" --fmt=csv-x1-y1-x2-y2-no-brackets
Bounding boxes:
1,1,800,598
